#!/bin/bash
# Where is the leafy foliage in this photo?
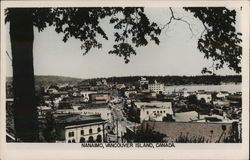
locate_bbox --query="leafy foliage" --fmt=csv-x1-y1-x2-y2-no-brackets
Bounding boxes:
133,125,166,142
184,7,242,73
162,114,175,122
43,112,57,142
5,7,242,73
108,43,136,63
5,7,161,63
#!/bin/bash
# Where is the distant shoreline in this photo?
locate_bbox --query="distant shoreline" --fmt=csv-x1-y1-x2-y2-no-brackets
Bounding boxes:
6,75,242,86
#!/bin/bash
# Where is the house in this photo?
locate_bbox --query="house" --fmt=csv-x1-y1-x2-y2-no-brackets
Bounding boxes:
55,115,107,143
134,101,173,122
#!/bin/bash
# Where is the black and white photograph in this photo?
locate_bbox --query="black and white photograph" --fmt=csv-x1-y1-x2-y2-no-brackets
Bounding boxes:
0,1,249,160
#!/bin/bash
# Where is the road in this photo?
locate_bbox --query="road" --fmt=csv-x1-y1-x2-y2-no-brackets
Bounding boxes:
108,89,139,142
109,96,133,142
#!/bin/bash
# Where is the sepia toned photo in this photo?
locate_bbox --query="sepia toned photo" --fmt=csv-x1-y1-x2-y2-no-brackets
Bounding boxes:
1,1,249,160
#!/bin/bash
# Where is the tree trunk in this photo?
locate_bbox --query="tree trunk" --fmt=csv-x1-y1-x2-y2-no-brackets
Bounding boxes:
9,8,39,142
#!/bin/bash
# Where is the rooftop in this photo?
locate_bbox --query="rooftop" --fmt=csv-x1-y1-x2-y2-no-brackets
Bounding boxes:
55,114,105,127
174,111,199,122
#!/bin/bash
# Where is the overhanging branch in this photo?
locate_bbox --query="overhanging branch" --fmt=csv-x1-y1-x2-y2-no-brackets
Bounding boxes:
162,7,195,37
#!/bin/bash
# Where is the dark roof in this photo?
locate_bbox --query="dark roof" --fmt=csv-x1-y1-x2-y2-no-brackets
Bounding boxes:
142,121,238,143
79,103,109,109
55,115,105,127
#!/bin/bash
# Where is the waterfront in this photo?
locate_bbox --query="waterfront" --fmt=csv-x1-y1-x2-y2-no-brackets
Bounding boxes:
165,83,241,94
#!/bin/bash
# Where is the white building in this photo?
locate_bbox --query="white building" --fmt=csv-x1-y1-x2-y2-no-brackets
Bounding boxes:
139,77,149,85
134,101,173,122
148,81,165,94
80,108,112,122
216,91,229,99
80,91,97,102
196,93,212,103
65,118,106,143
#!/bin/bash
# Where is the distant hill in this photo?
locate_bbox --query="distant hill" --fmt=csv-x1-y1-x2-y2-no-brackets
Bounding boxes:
6,75,84,90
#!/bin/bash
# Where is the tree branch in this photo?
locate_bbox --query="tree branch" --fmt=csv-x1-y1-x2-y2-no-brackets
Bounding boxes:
6,51,12,62
162,7,195,37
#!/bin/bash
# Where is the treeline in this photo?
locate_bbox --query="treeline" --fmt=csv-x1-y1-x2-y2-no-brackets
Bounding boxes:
98,75,241,85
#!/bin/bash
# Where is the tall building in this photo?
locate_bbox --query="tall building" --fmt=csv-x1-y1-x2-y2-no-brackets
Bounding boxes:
148,80,165,94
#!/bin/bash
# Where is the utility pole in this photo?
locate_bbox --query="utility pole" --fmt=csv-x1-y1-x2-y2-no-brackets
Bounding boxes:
116,119,119,142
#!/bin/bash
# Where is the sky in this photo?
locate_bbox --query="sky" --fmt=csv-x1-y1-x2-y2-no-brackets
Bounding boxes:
5,8,241,79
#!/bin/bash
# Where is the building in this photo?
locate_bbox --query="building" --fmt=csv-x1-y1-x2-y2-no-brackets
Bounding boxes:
139,77,149,90
114,84,126,90
148,81,165,94
89,93,111,104
124,90,137,98
80,91,97,102
173,111,199,122
179,88,190,98
142,121,241,143
79,106,112,122
216,91,230,99
196,93,212,103
37,106,52,119
55,115,107,143
47,88,58,94
134,101,173,122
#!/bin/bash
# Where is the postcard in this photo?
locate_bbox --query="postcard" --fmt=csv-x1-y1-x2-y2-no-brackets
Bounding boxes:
0,0,249,159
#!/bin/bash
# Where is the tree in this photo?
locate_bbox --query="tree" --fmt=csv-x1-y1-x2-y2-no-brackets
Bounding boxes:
184,7,242,74
128,124,166,142
43,112,57,142
5,7,242,142
162,114,175,122
187,95,199,105
5,7,161,142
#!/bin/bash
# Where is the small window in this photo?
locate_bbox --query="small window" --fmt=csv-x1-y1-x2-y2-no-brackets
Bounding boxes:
163,111,165,113
160,111,162,113
68,140,71,143
80,137,85,143
89,129,93,134
80,130,84,135
146,111,149,115
72,139,75,143
97,127,101,132
68,132,74,137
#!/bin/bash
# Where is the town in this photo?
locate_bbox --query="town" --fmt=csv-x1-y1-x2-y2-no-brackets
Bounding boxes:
6,76,242,143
